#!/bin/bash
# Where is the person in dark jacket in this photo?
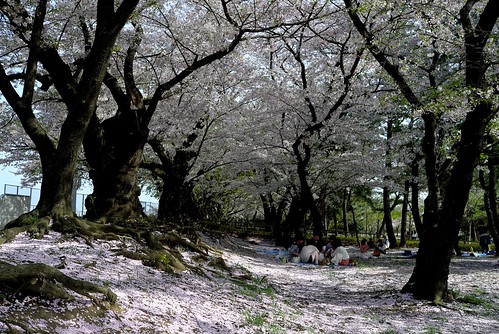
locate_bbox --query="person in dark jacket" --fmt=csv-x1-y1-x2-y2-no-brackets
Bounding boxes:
479,231,492,254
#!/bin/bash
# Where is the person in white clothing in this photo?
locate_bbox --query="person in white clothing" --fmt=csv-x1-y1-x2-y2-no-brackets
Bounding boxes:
288,238,305,263
299,245,320,264
375,235,390,255
329,239,350,265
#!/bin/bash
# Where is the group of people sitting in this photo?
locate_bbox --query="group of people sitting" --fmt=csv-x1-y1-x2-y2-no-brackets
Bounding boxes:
359,236,390,257
287,234,353,266
286,234,391,265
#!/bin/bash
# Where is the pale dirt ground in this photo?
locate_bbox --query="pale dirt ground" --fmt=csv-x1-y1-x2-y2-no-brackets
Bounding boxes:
0,231,498,333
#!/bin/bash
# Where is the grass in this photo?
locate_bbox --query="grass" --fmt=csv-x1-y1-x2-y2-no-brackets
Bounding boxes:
243,312,285,334
243,311,267,327
455,289,489,307
458,294,486,305
242,303,287,334
236,276,274,298
453,288,498,315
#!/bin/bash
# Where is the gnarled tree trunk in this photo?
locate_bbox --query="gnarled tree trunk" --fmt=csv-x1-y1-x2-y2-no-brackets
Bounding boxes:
83,112,146,222
260,191,288,246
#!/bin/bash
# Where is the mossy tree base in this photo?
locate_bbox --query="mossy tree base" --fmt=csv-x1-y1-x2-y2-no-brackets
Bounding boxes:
0,260,116,306
0,213,215,303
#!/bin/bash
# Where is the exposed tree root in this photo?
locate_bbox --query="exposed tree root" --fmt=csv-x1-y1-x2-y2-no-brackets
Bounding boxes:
0,213,229,308
0,214,51,245
0,317,50,334
0,260,116,306
51,216,140,241
121,229,212,274
117,248,187,274
159,233,209,255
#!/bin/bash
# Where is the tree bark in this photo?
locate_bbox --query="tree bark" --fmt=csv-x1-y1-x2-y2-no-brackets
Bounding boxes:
382,186,397,248
259,191,289,246
293,141,323,236
283,195,305,243
410,154,424,236
146,121,210,223
82,22,148,222
83,112,146,222
382,118,398,247
350,203,360,245
399,181,410,247
342,188,350,236
156,153,199,221
274,195,289,245
479,160,499,253
260,193,273,231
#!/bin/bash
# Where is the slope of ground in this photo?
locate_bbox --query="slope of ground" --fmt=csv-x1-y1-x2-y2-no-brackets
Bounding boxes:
0,231,498,333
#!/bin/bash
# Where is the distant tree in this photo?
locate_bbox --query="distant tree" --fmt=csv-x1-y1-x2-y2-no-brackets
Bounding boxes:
250,5,369,238
478,132,499,253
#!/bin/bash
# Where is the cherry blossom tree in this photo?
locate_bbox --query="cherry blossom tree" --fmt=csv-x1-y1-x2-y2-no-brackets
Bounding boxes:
246,6,375,239
0,1,139,223
81,0,325,222
344,0,499,302
140,59,259,222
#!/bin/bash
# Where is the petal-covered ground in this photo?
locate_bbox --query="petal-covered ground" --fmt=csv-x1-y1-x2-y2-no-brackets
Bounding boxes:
0,232,498,333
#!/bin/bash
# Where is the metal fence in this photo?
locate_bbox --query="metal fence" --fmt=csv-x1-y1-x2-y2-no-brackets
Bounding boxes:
2,184,158,218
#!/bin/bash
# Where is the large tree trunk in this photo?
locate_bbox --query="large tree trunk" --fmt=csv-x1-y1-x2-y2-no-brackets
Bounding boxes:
410,155,424,236
260,193,274,232
402,227,452,300
144,132,204,223
282,195,305,243
382,119,397,247
157,159,198,222
40,2,140,220
485,163,499,253
293,141,323,236
35,138,81,217
83,112,146,222
260,191,289,246
404,102,495,302
274,195,288,245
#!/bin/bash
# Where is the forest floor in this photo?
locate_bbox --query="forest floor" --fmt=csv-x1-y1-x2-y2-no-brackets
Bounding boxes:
0,230,498,334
